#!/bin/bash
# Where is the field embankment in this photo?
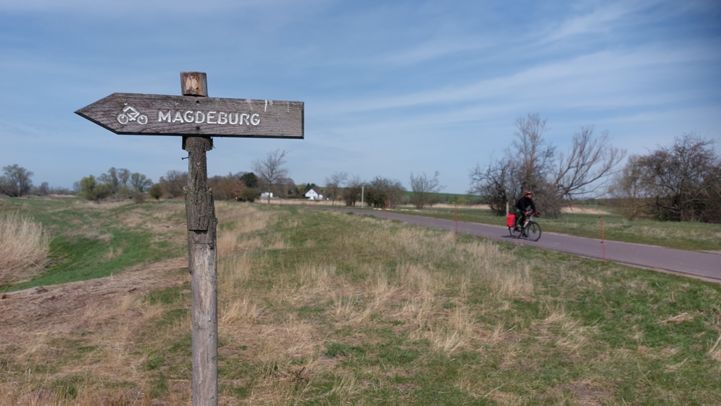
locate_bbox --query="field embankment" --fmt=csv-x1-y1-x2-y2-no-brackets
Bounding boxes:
1,197,720,404
0,197,186,292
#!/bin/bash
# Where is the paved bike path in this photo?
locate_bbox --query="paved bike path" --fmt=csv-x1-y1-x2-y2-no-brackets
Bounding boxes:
332,208,721,283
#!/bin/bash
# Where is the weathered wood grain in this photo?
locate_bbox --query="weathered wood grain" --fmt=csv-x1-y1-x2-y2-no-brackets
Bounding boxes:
185,137,214,231
181,71,208,97
181,72,218,406
76,93,303,138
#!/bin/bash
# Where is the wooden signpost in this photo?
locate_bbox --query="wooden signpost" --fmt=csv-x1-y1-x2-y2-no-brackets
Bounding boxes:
76,92,303,138
76,72,304,406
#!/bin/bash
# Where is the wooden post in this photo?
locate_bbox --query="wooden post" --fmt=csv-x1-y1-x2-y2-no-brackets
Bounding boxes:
76,74,304,405
182,72,218,406
600,216,606,261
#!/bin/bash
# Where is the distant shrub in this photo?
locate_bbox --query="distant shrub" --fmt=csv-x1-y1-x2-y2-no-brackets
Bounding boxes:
149,184,162,200
78,175,113,201
237,186,260,202
158,170,187,198
365,177,405,208
0,212,49,284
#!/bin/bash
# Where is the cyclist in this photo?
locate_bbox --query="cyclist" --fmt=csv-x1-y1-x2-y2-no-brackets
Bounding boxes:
514,190,536,230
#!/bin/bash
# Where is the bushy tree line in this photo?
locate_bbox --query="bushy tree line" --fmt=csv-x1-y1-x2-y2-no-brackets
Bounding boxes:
364,177,405,208
77,167,152,201
611,135,721,223
148,170,261,202
322,172,406,208
469,114,624,217
0,164,71,197
209,172,261,202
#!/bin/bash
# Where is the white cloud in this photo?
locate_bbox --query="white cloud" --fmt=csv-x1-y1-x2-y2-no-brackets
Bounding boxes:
0,0,291,12
0,0,332,24
541,1,639,43
316,42,718,116
379,38,491,66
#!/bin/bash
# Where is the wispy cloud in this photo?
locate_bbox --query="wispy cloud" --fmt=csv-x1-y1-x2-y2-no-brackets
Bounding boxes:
0,0,307,13
317,42,718,116
379,38,491,66
541,1,642,43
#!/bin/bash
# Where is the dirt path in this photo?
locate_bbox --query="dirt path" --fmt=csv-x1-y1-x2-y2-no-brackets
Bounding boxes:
332,208,721,283
0,257,187,345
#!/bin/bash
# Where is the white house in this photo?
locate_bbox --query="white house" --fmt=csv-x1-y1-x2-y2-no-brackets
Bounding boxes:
304,189,323,201
260,191,274,200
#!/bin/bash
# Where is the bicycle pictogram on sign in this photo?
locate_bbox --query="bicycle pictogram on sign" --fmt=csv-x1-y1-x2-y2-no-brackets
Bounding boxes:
117,104,148,125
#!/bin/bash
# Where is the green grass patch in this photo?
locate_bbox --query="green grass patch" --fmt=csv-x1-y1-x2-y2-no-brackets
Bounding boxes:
51,374,85,400
0,197,184,292
144,353,165,371
147,286,186,305
324,341,366,358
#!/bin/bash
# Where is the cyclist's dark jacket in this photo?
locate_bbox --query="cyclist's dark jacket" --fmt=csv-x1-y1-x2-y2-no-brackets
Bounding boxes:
515,196,536,213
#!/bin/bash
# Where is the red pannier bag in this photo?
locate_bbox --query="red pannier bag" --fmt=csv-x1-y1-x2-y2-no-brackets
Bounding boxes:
506,213,516,228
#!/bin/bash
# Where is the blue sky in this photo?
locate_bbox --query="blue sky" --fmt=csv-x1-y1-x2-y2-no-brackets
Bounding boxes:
1,0,720,193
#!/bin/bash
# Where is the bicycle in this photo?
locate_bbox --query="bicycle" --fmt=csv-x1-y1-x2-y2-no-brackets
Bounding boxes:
508,210,542,241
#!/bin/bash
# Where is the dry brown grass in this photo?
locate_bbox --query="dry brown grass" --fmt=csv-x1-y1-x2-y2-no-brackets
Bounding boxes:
560,206,611,215
535,306,592,356
217,210,533,369
0,212,49,284
710,334,721,363
0,256,187,405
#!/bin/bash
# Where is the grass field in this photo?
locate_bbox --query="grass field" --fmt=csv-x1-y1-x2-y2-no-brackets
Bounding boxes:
0,197,185,292
396,206,721,252
1,196,720,404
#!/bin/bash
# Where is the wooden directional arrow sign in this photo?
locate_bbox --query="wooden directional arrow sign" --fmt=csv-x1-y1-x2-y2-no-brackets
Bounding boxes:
76,93,304,138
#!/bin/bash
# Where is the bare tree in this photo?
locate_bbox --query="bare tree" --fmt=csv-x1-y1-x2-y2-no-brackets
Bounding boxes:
469,159,518,215
36,182,50,196
612,135,720,222
470,114,557,214
1,164,33,197
254,149,288,201
325,171,347,205
98,167,121,194
553,127,624,200
118,168,131,188
130,172,153,193
609,155,648,219
705,163,721,223
514,114,555,192
410,171,443,209
470,114,624,217
343,176,364,207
